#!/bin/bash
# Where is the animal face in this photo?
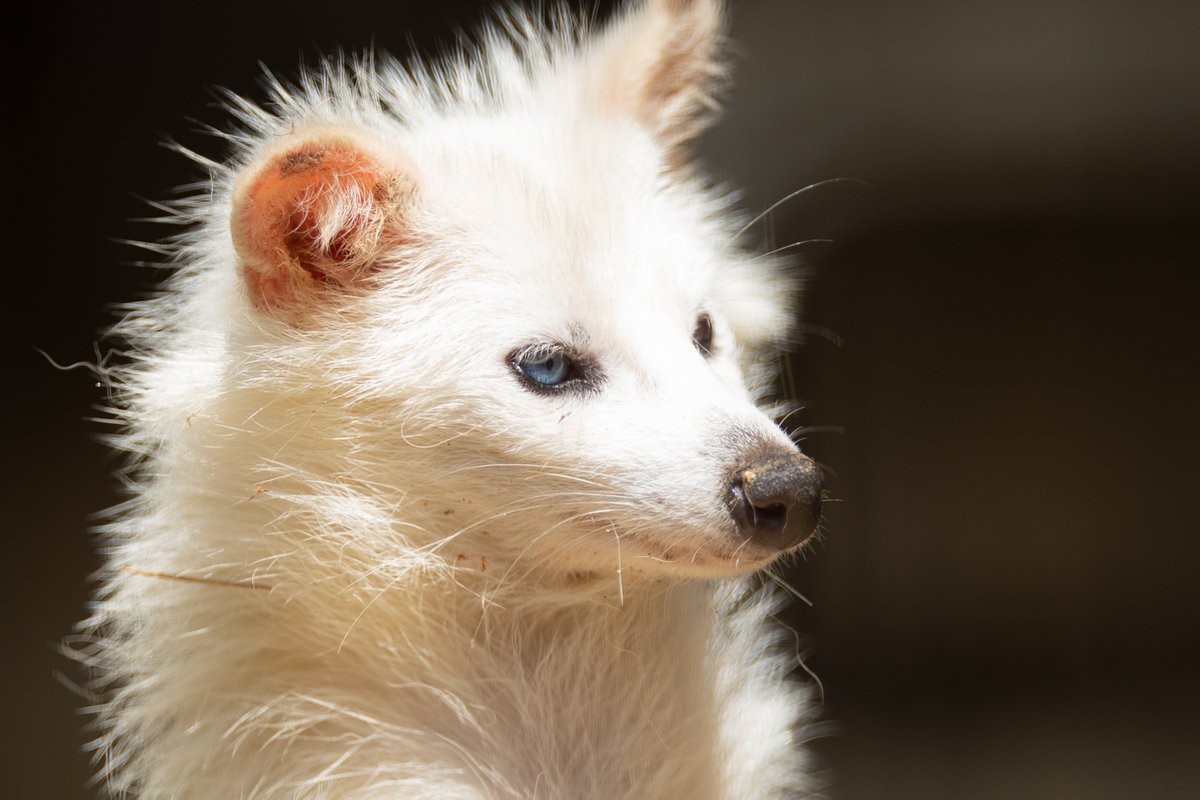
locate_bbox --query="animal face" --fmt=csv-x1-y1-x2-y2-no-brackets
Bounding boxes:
219,0,821,581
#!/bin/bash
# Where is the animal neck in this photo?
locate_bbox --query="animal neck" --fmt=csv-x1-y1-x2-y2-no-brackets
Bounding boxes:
320,570,732,798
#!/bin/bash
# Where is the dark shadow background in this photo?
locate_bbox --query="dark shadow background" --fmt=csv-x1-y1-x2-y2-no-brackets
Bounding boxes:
8,1,1198,797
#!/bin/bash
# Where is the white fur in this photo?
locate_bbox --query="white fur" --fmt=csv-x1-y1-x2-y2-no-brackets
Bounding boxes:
73,1,823,797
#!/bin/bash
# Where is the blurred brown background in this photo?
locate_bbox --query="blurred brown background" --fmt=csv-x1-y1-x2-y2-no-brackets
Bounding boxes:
7,1,1199,797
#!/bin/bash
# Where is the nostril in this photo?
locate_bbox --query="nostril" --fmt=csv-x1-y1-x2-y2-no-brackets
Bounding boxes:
750,502,788,530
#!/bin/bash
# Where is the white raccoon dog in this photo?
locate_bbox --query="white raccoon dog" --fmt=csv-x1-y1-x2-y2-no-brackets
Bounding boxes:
74,0,828,797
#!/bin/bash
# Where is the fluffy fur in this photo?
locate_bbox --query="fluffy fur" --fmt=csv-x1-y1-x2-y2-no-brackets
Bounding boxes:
72,1,825,797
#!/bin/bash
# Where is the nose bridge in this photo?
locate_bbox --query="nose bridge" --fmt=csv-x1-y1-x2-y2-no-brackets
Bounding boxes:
641,340,793,453
632,332,759,415
601,305,792,453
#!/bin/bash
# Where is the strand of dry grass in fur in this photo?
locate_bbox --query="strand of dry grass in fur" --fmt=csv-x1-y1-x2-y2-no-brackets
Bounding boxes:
119,566,271,591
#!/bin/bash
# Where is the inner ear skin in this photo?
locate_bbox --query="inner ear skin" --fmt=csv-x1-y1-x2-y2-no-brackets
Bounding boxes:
231,135,415,311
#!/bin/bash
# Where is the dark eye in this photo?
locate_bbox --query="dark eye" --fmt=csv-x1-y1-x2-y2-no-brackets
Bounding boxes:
692,313,714,356
511,345,583,390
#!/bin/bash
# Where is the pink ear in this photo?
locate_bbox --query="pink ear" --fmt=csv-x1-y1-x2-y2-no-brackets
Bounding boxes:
230,131,416,311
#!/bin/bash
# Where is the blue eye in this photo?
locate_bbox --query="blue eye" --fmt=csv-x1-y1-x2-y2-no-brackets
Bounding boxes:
512,346,580,389
521,351,571,385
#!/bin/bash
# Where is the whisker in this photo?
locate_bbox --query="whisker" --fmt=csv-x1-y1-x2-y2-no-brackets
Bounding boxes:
791,322,845,347
789,424,845,438
764,567,813,608
611,523,624,608
735,177,871,239
759,238,834,258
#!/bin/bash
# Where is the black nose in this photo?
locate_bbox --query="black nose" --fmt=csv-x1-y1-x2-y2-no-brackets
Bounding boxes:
728,452,824,552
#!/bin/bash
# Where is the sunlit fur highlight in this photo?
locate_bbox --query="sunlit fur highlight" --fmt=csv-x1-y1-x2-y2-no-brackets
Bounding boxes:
69,1,824,797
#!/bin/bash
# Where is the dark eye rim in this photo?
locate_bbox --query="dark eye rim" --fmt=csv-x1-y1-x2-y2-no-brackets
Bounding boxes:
507,343,600,396
692,312,715,357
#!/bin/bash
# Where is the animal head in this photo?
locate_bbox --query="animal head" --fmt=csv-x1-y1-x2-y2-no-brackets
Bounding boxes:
192,0,821,583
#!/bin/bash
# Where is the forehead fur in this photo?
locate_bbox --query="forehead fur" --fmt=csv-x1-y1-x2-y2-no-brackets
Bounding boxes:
148,3,790,368
410,114,724,285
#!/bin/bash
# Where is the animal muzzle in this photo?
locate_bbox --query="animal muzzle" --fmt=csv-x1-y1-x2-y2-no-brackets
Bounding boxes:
728,452,824,553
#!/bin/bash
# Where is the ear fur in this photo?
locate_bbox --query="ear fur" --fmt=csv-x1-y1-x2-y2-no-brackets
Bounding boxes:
586,0,728,156
230,129,416,312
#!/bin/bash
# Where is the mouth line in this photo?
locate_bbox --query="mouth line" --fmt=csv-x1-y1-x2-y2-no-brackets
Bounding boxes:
621,531,789,573
573,512,798,573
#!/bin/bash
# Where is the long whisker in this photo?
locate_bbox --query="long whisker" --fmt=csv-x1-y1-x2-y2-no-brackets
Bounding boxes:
763,567,814,608
735,177,870,239
759,238,834,258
